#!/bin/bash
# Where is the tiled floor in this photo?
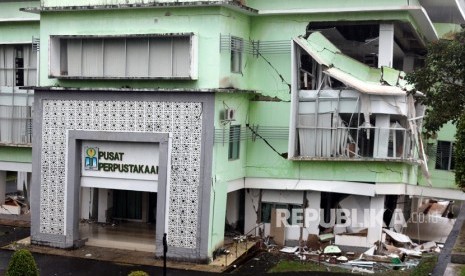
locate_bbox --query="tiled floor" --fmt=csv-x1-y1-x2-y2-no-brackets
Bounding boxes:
79,221,156,252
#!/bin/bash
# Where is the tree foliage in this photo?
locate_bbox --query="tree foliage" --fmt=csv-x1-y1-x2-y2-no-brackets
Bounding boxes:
407,30,465,133
406,29,465,189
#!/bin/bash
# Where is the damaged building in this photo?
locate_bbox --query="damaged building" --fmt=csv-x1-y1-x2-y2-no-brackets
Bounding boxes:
0,0,462,263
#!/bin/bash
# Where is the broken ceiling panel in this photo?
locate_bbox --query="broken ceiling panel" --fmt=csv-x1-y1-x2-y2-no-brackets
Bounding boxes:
294,32,415,95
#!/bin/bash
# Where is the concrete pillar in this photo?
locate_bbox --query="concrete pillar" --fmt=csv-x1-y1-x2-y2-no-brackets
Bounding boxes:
17,171,27,191
98,188,109,223
244,189,260,236
402,54,415,73
367,195,385,246
378,24,394,68
141,192,148,223
80,187,91,220
0,171,5,204
374,114,390,158
26,172,31,204
305,191,321,235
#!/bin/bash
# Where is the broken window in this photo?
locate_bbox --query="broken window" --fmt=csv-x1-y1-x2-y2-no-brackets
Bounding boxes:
50,34,197,79
0,44,37,87
435,141,455,170
228,124,241,160
231,36,243,73
290,35,414,160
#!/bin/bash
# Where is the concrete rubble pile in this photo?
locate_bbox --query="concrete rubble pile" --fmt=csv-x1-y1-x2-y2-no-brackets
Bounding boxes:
274,227,442,273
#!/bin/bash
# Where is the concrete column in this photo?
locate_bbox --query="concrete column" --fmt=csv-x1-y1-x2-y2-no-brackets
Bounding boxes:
367,195,385,246
374,114,390,158
0,171,5,204
26,172,31,204
305,191,321,235
402,54,415,73
378,24,394,68
17,171,27,191
80,187,91,220
244,189,260,236
141,192,148,223
98,188,109,223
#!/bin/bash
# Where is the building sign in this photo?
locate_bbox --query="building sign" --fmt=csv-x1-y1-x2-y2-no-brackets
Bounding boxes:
81,141,159,181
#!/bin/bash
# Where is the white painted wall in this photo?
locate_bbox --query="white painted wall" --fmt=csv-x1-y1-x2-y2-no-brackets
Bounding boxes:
262,190,303,204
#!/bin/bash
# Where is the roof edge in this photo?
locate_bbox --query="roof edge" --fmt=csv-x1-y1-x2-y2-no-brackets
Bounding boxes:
20,1,258,14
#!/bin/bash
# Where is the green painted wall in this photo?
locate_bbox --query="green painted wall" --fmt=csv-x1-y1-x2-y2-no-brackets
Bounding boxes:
209,92,250,253
0,22,40,43
39,7,228,89
418,122,457,189
0,1,39,21
0,147,32,163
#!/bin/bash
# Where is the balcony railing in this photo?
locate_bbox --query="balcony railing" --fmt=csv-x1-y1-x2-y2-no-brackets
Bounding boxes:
0,105,32,145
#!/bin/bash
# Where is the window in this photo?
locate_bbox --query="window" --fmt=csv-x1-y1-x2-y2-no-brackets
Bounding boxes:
0,44,37,87
0,105,33,144
435,141,455,170
228,125,241,160
50,34,197,79
231,36,243,73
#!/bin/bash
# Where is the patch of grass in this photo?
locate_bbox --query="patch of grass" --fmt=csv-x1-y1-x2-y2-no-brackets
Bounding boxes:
268,260,349,273
409,254,438,276
454,247,465,253
461,266,465,276
378,254,438,276
268,260,327,273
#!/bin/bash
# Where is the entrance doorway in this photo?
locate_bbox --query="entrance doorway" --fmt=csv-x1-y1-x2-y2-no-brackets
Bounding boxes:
79,187,157,252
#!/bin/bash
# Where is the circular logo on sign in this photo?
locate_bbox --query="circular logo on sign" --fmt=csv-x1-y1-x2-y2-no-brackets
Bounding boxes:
86,148,96,157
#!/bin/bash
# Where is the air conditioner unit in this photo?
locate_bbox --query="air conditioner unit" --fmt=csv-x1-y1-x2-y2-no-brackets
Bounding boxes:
224,108,236,121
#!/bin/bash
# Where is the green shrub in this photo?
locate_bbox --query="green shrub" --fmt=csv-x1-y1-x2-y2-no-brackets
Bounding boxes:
6,249,39,276
128,271,148,276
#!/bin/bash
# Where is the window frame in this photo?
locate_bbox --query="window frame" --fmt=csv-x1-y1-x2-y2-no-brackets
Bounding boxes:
228,124,241,161
435,140,455,171
0,43,37,88
230,36,243,74
49,33,198,80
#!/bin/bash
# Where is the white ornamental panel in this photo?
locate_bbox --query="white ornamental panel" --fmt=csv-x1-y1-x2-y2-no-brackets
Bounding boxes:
41,100,203,248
